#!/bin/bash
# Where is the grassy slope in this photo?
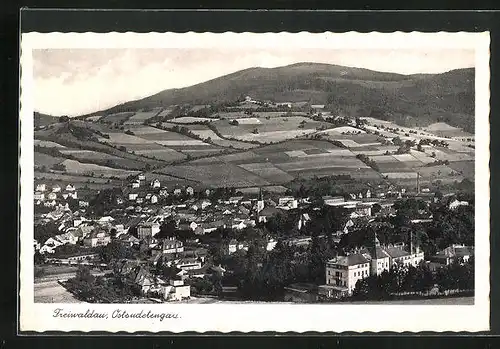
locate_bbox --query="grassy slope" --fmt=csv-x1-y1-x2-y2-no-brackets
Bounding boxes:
97,63,474,132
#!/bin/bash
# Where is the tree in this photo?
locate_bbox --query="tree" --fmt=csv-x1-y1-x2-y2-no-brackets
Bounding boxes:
59,115,70,123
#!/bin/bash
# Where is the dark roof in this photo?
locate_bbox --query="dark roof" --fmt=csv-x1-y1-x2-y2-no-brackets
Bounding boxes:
384,246,410,259
347,253,370,266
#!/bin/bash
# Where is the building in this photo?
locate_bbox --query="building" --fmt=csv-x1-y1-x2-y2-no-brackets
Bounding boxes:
34,192,45,201
137,221,161,240
83,231,111,247
278,196,298,209
162,237,184,254
430,244,474,266
36,183,46,192
322,235,425,297
131,180,140,189
52,185,61,193
150,194,158,204
324,254,371,297
65,184,76,192
128,192,138,201
323,196,345,205
173,188,182,196
162,279,191,301
138,173,146,181
151,179,161,188
186,186,194,196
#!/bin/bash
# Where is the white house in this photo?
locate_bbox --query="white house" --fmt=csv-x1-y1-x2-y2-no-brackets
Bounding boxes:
128,192,138,201
65,184,76,192
52,185,61,193
448,199,469,210
47,192,58,201
278,196,298,209
138,173,146,181
131,180,140,189
151,179,161,188
162,279,190,301
137,222,161,240
36,184,46,192
34,192,45,201
151,194,159,204
186,186,194,196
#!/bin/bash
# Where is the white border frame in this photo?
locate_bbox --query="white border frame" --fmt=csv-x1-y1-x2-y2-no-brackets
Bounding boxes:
20,31,490,333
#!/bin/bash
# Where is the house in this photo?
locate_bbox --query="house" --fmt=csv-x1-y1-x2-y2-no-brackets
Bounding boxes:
175,257,202,271
44,200,57,208
278,196,298,209
56,232,79,245
47,192,58,201
131,180,140,189
430,244,474,266
151,194,158,204
186,186,194,196
226,239,248,255
65,184,76,192
266,238,277,251
227,196,243,204
322,235,425,298
137,221,161,240
162,279,191,301
297,213,311,230
173,188,182,196
151,179,161,188
83,231,111,247
34,239,41,251
36,183,46,192
62,191,78,200
117,233,141,247
448,199,469,210
128,192,138,201
52,185,61,193
324,254,370,298
162,237,184,254
34,192,45,201
42,237,64,250
323,196,345,206
79,200,89,208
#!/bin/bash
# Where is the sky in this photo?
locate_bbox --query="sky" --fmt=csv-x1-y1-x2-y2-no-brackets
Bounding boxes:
32,48,475,116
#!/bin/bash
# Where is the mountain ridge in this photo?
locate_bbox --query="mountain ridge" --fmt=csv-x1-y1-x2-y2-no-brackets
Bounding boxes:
35,62,475,132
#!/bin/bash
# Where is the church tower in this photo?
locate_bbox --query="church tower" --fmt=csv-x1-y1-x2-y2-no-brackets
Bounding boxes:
257,187,264,213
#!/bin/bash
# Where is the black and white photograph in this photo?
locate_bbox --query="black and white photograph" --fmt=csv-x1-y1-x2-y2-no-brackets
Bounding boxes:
19,31,490,332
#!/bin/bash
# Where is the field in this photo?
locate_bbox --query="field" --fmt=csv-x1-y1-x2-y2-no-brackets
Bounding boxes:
34,140,67,148
100,112,135,124
448,160,475,180
34,172,123,189
156,163,271,187
35,152,65,167
60,159,140,178
238,162,296,184
211,116,330,143
424,122,474,138
170,117,218,123
58,149,146,169
124,109,161,125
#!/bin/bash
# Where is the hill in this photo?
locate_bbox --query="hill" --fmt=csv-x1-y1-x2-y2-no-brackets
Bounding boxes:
93,63,474,132
34,112,60,128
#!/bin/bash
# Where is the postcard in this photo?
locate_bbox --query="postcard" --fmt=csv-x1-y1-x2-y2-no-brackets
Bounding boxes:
19,31,490,333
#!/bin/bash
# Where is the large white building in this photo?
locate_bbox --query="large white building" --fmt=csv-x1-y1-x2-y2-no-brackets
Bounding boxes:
321,235,424,298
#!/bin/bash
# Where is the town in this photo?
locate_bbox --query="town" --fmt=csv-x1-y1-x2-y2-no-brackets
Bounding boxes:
33,169,474,304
